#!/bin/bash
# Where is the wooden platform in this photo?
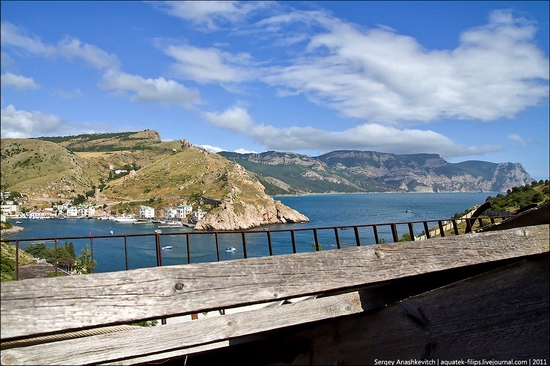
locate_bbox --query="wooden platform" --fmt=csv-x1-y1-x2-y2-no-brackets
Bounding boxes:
1,222,548,365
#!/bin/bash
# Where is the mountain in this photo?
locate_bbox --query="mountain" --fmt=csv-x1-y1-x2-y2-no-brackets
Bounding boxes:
219,150,534,195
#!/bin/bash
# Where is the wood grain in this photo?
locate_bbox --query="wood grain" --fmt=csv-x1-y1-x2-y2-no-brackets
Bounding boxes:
1,225,548,340
1,292,364,365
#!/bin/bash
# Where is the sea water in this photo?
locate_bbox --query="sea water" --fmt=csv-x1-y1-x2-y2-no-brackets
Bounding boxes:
6,192,494,273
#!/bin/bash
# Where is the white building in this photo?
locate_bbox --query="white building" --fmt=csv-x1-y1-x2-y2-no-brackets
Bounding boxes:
140,205,155,219
1,203,20,215
66,206,79,217
80,204,95,218
66,204,95,218
28,210,55,219
164,204,193,220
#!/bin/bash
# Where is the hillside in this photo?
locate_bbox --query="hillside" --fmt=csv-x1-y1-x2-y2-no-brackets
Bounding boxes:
1,138,103,204
1,132,309,230
220,150,534,195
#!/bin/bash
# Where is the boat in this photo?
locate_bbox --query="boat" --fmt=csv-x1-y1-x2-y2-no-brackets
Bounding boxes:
113,216,138,223
161,246,172,250
406,209,411,213
166,221,183,227
15,221,23,224
225,247,236,253
109,230,114,235
154,229,162,234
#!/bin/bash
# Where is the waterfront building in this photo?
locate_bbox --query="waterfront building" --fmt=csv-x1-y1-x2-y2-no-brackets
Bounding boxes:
140,205,155,219
164,204,193,220
1,203,20,216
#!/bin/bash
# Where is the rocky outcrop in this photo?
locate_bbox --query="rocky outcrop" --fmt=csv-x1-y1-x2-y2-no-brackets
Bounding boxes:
194,163,309,231
194,197,309,231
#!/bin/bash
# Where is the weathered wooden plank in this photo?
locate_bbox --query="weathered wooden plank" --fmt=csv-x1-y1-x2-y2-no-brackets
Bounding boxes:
0,291,364,365
231,254,548,365
1,224,548,339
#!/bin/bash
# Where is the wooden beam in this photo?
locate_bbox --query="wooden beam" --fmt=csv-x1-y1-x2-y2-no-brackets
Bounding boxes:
0,292,365,365
1,225,548,340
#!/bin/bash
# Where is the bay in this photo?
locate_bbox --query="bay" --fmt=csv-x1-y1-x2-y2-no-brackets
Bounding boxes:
6,192,494,274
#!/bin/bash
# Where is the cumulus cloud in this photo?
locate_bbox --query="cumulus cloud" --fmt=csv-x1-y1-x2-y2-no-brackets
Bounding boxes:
260,9,549,124
202,106,255,132
100,70,202,107
1,104,65,137
1,73,40,90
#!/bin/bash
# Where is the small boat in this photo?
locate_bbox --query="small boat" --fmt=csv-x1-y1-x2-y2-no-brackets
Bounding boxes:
109,230,114,235
405,209,411,213
154,229,162,234
161,246,172,250
114,216,138,223
166,221,183,226
15,221,23,224
225,247,236,253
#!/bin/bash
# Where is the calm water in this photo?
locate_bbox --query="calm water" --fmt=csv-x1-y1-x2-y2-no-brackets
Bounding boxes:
6,192,493,273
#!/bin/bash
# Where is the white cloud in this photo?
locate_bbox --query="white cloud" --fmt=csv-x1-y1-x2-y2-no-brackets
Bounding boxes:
1,21,120,70
260,9,549,124
234,148,257,154
0,22,49,54
0,104,135,138
202,106,501,158
100,70,202,107
151,1,272,31
164,44,256,84
1,73,40,90
202,106,255,132
199,144,224,153
1,104,64,137
509,133,535,147
55,36,120,70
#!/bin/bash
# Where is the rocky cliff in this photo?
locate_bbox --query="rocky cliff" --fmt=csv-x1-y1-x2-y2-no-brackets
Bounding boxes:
220,151,534,194
193,163,309,231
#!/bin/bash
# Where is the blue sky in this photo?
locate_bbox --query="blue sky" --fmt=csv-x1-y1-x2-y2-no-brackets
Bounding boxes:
1,1,548,180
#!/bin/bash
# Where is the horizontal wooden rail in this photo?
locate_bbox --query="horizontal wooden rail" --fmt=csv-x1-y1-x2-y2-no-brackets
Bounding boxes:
2,225,548,342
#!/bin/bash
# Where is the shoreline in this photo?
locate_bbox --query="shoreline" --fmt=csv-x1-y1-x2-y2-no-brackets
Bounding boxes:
1,226,24,236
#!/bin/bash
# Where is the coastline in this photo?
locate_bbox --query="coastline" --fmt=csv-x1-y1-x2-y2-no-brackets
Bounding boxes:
1,225,24,236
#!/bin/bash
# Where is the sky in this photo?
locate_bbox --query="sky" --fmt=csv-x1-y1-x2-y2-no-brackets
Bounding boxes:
1,1,549,180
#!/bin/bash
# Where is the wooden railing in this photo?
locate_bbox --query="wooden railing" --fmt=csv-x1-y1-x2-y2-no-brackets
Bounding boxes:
1,221,548,365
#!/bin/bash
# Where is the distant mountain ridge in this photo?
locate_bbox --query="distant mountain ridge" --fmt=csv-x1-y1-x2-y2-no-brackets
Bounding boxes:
219,150,533,195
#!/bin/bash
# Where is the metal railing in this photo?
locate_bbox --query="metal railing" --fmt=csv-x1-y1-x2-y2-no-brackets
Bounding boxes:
2,214,508,281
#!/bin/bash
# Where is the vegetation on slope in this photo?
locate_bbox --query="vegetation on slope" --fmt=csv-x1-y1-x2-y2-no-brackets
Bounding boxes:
484,180,550,212
0,241,36,281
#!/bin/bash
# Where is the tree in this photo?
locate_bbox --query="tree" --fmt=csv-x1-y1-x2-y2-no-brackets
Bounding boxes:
73,194,86,205
73,244,96,274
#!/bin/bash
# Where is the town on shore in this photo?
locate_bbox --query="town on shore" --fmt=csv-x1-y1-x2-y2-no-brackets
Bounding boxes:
1,190,205,227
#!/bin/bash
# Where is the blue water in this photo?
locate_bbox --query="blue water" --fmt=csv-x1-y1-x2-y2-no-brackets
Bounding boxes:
5,192,493,273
